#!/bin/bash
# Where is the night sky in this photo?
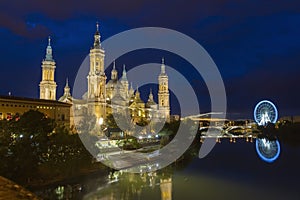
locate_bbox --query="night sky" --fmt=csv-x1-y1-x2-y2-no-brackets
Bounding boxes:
0,1,300,118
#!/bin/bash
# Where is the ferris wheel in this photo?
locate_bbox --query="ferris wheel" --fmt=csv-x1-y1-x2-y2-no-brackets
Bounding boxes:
256,138,280,163
254,100,278,126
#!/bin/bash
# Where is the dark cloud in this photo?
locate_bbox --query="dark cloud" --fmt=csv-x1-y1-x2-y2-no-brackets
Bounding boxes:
0,0,147,38
0,0,299,117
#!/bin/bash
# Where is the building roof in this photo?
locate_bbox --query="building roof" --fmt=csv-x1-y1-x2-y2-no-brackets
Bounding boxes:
0,95,71,107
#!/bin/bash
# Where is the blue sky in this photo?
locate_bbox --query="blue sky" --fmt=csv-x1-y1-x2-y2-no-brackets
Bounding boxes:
0,0,299,118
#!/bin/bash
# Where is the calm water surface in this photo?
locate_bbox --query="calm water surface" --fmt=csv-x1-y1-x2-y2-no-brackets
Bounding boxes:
34,139,300,200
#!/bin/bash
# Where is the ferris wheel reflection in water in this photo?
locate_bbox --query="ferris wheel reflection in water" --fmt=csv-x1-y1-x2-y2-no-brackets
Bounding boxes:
254,100,280,163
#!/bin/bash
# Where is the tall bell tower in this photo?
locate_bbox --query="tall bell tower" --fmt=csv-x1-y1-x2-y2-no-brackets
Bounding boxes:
158,58,170,121
39,37,57,100
87,22,106,123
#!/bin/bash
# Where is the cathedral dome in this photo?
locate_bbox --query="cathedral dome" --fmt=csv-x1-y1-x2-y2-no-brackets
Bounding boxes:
58,78,73,103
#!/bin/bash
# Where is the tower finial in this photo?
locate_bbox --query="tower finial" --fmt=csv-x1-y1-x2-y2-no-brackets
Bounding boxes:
148,88,154,102
48,36,51,46
135,85,140,97
96,21,99,32
62,77,71,99
93,22,101,48
161,57,166,74
66,77,69,87
111,60,117,80
121,64,128,80
45,36,53,61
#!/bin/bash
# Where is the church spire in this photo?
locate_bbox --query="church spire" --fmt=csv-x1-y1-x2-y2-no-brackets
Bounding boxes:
65,77,69,88
45,36,54,61
96,21,99,33
40,36,57,100
135,85,140,95
121,64,128,81
160,57,165,75
112,60,116,70
58,77,72,103
148,88,154,102
158,57,170,121
64,78,71,96
111,60,117,80
93,22,101,49
135,85,141,100
129,82,134,96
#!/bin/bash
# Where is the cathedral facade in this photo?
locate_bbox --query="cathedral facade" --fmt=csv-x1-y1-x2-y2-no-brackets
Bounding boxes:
39,23,170,127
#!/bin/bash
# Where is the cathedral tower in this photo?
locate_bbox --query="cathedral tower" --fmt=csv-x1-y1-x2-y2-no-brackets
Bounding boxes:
120,64,129,99
87,22,107,122
39,37,57,100
158,58,170,121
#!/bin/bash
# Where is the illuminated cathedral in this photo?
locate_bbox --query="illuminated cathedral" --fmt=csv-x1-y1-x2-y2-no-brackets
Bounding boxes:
39,23,170,127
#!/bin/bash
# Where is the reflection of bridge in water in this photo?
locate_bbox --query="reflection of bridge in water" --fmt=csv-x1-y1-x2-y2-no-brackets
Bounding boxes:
199,126,257,143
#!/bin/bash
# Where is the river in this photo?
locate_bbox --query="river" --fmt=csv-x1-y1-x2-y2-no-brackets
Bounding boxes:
33,139,300,200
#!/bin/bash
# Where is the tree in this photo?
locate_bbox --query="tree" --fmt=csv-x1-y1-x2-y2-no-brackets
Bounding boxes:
0,110,54,181
105,114,118,128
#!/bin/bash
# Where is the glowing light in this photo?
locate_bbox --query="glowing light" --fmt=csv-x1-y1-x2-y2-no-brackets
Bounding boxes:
254,100,278,126
256,138,280,163
98,117,103,125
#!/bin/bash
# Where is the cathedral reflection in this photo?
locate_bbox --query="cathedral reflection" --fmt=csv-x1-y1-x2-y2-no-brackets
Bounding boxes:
83,168,173,200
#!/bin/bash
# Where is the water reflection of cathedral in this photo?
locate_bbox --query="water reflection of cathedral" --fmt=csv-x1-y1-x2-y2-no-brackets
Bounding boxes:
39,23,170,127
160,178,172,200
105,171,172,200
